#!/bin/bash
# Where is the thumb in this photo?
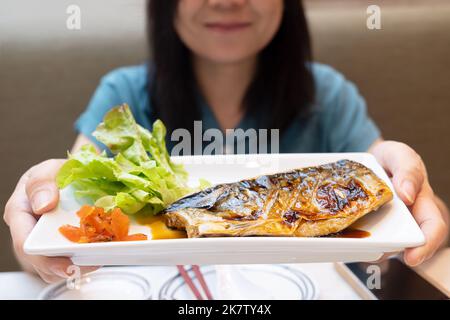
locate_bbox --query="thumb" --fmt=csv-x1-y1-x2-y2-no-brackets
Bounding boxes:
25,159,65,214
391,168,424,206
371,141,425,206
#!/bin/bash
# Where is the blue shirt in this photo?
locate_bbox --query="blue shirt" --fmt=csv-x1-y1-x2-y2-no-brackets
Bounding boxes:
75,63,380,154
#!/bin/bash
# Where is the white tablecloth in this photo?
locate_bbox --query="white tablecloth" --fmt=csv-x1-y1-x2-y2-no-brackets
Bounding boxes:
0,263,360,300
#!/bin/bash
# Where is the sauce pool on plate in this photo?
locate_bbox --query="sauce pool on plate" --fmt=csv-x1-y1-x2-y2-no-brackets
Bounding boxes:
137,215,369,239
136,215,187,240
329,228,371,238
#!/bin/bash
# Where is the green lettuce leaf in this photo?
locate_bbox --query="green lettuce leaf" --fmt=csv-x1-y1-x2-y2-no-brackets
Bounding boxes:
56,103,192,215
93,104,150,165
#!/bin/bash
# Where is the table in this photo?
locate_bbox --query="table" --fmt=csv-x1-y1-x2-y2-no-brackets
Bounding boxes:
0,263,361,300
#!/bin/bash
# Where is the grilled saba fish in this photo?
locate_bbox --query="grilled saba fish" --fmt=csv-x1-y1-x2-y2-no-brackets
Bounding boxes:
163,160,393,238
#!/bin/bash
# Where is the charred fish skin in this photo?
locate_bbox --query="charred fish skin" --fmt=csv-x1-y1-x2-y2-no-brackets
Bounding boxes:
163,160,393,238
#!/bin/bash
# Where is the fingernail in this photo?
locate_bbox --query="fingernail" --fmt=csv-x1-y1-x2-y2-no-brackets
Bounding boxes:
416,255,425,266
407,254,424,267
31,189,52,212
50,265,69,278
402,180,415,204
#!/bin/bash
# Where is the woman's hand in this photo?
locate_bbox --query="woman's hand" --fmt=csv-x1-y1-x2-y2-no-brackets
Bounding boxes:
3,159,98,283
370,140,449,266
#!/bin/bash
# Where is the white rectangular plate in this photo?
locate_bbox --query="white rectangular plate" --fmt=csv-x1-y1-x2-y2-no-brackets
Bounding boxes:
24,153,425,265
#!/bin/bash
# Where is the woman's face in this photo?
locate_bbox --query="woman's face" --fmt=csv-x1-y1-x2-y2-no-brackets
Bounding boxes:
175,0,284,64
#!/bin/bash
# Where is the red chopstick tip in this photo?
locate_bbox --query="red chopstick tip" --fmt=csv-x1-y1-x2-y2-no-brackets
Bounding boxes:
177,265,213,300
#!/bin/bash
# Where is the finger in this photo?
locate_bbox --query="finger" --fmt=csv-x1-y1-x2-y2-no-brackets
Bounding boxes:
7,200,62,272
36,267,101,284
373,251,400,264
380,142,425,205
35,269,63,284
371,141,426,205
30,254,101,282
79,266,101,274
9,213,100,278
393,172,424,206
45,262,100,278
25,159,65,214
4,161,99,282
403,188,447,266
3,172,33,227
31,256,74,279
7,208,66,282
8,205,40,258
5,173,59,274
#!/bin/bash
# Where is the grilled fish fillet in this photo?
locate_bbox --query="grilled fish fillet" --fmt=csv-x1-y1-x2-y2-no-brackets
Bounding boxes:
163,160,393,238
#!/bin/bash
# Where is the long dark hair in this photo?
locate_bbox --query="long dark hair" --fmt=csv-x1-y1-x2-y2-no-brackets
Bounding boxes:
148,0,315,135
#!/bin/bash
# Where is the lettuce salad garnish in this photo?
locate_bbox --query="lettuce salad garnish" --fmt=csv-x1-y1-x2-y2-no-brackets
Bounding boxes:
56,104,195,215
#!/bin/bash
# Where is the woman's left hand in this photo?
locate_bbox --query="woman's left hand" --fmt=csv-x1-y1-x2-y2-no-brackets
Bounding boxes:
370,140,449,266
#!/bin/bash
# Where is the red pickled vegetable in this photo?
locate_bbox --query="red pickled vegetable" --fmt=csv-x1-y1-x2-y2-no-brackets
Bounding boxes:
59,205,147,243
111,208,130,240
59,225,82,242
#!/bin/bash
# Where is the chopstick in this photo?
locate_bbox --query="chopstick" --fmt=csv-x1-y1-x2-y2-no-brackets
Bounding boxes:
177,265,213,300
192,265,214,300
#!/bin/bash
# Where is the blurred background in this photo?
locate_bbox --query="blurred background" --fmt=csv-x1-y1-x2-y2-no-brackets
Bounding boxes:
0,0,449,271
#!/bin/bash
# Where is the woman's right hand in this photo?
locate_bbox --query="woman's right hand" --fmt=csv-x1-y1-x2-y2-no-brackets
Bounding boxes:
3,159,97,283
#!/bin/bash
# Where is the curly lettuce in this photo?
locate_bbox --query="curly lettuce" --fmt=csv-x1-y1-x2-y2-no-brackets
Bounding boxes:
56,104,191,215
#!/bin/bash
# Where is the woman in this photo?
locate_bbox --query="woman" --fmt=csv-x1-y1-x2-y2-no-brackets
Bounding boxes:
4,0,448,283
